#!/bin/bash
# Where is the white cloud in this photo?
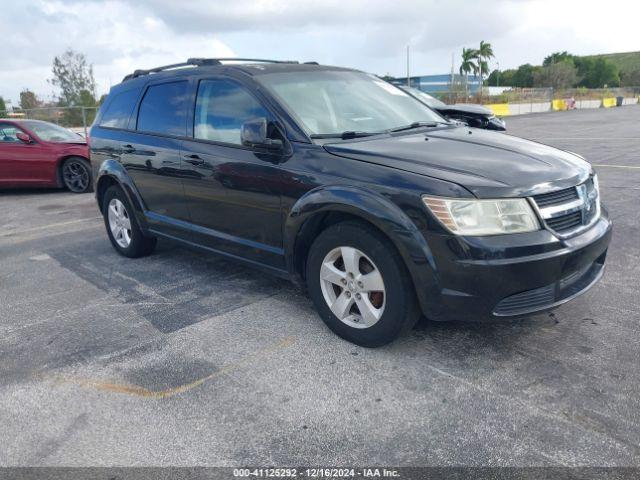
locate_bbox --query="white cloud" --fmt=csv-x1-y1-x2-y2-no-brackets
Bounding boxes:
0,0,236,103
1,0,639,105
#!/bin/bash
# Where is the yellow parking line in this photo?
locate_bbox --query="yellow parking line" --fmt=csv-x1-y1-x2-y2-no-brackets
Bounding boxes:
40,336,295,399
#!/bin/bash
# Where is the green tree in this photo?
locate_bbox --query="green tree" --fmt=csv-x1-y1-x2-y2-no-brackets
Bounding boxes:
533,62,578,90
0,96,6,114
78,89,96,107
620,68,640,86
485,51,625,90
49,49,98,126
475,41,494,100
575,57,619,87
60,88,97,127
476,40,494,82
49,49,96,107
512,64,538,87
543,51,575,66
486,69,500,86
459,47,478,94
500,69,516,86
487,68,517,87
19,89,42,110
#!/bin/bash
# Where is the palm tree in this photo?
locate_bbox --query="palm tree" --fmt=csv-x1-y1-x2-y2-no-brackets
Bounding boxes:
476,41,495,99
459,47,477,96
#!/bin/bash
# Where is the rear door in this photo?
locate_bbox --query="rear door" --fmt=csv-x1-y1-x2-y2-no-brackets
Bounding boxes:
180,77,285,269
121,80,194,238
0,123,53,186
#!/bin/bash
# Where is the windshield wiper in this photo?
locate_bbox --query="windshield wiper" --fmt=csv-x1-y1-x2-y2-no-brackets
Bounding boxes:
387,121,448,133
310,130,385,140
310,122,449,139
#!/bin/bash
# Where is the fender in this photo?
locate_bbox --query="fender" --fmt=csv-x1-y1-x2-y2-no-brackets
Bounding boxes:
95,159,151,233
284,185,441,317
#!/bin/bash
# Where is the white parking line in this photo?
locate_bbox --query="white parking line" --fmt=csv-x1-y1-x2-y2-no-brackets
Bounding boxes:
592,164,640,170
533,137,640,141
0,217,101,238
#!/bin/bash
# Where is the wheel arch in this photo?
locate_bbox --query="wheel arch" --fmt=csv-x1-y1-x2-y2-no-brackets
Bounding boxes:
284,185,440,317
95,159,149,232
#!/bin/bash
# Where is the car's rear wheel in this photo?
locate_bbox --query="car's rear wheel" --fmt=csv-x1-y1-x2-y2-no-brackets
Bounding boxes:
306,221,419,347
61,157,92,193
103,185,157,258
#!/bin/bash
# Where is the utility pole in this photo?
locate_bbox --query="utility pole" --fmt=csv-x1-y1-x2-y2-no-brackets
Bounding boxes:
450,52,455,103
406,45,410,87
496,61,500,87
81,107,88,139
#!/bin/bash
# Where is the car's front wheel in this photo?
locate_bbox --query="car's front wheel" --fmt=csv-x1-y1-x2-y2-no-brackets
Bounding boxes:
61,157,92,193
103,185,157,258
306,221,419,347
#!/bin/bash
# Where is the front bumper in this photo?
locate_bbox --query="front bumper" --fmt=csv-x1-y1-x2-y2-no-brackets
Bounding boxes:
423,212,612,321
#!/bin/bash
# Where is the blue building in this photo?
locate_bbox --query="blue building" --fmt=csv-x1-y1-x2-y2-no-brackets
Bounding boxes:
392,73,481,94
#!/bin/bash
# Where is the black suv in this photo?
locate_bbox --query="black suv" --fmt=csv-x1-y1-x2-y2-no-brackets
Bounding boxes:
90,58,612,347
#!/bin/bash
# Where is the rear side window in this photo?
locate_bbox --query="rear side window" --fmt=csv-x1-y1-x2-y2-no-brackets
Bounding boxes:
137,81,189,136
194,79,268,145
99,88,139,128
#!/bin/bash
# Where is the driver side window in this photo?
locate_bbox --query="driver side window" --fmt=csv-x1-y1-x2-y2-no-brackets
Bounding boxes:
194,79,269,145
0,125,21,142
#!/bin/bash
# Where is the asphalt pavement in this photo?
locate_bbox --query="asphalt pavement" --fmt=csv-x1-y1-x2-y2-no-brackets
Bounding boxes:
0,106,639,467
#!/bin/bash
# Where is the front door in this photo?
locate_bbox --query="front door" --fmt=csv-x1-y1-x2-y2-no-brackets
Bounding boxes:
180,78,284,269
0,123,52,186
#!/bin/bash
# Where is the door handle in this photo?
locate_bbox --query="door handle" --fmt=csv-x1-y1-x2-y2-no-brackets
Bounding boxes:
183,154,204,166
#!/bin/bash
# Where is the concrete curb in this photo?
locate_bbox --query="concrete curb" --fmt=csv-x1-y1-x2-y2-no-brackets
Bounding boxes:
486,98,638,117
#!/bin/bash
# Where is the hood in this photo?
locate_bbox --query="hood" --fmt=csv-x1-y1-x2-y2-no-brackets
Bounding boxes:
323,127,591,198
441,103,493,116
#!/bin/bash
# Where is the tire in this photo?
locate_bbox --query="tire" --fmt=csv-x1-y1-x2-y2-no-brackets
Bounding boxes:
306,221,419,347
61,156,92,193
102,185,157,258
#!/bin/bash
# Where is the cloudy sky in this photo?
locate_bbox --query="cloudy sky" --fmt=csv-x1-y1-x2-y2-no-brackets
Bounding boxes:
1,0,639,106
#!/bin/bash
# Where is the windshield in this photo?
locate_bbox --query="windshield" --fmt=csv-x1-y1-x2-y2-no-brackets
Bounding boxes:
257,71,446,136
23,121,82,142
401,86,447,109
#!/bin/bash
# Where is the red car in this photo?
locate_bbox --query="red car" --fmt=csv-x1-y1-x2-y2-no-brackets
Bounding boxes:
0,119,92,193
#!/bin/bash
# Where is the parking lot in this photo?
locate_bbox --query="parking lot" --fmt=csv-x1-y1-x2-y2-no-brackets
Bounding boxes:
1,106,639,466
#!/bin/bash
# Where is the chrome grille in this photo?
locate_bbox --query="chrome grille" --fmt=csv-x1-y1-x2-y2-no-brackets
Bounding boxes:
546,210,582,232
532,177,599,236
534,187,579,207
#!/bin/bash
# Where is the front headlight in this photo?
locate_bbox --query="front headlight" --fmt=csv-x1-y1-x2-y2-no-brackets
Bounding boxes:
592,173,601,219
422,196,540,236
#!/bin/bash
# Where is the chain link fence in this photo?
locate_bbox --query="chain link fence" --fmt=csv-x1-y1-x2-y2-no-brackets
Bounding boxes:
437,86,640,106
0,106,99,137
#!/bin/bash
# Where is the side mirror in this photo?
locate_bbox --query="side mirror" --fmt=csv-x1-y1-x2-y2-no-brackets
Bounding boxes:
16,132,32,144
241,117,283,152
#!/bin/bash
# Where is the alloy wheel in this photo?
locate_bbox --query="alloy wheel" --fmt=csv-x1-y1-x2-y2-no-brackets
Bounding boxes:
62,160,90,192
319,246,386,329
108,198,132,248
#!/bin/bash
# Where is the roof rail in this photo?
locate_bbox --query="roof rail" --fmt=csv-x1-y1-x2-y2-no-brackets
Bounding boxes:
122,58,300,82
